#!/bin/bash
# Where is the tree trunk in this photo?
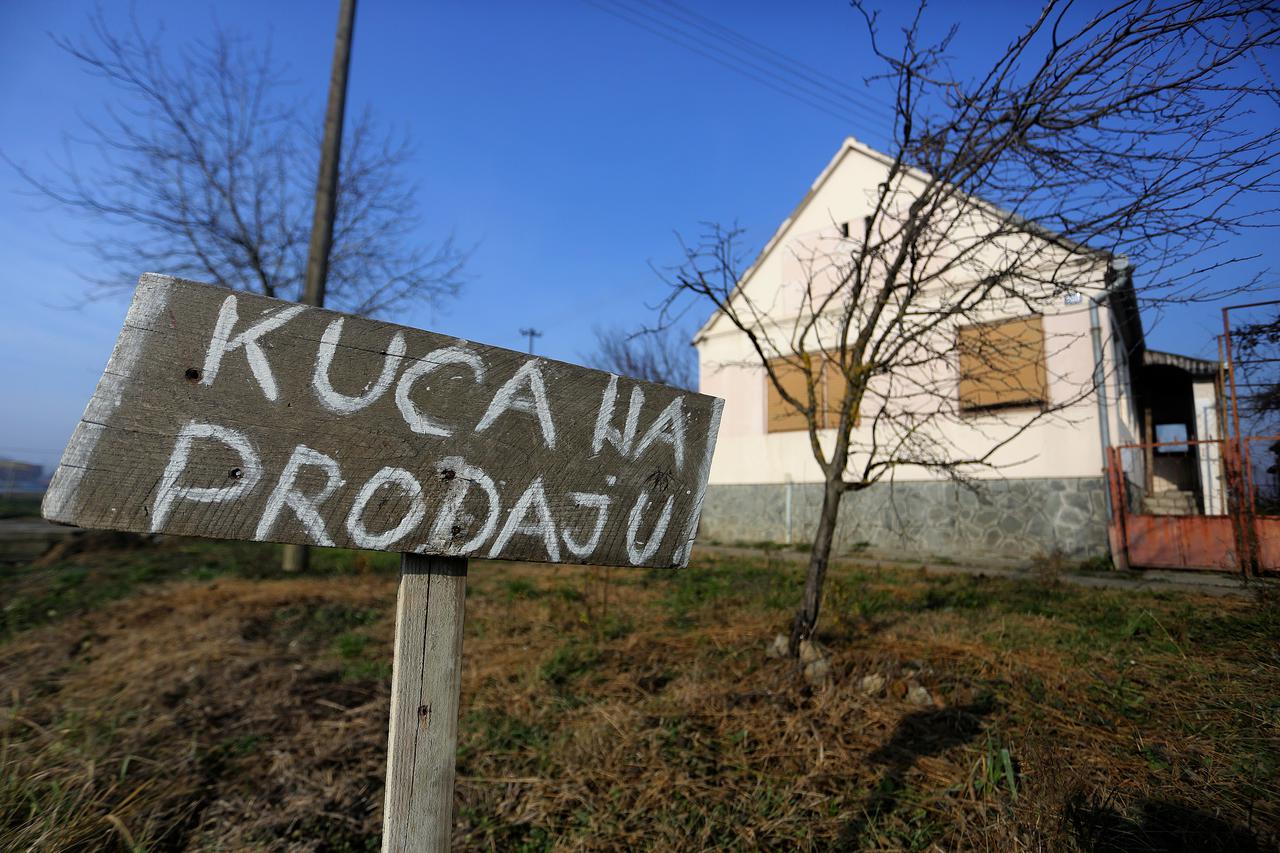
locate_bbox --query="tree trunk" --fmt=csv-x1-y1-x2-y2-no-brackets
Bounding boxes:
788,475,844,656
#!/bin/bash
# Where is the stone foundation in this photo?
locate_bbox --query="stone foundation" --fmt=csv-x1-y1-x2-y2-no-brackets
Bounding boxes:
699,478,1109,563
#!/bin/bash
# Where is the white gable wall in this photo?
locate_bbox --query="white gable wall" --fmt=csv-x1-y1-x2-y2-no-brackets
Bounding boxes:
697,139,1139,488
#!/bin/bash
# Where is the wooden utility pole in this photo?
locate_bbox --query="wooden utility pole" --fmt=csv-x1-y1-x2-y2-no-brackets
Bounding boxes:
519,327,543,355
283,0,358,574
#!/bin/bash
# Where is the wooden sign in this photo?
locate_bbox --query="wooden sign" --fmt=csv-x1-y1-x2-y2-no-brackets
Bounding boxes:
43,274,723,569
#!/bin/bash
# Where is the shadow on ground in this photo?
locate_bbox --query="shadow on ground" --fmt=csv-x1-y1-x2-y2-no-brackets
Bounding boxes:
839,698,996,848
1066,793,1277,853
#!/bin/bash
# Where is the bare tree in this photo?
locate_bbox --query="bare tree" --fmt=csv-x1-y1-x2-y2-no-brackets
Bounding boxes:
661,0,1279,654
584,324,698,390
1234,307,1280,424
7,11,465,316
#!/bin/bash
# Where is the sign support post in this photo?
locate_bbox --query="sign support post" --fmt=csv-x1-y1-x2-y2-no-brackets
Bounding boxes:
382,554,468,853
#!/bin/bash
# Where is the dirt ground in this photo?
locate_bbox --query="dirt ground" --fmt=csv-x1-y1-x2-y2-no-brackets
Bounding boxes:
2,538,1278,851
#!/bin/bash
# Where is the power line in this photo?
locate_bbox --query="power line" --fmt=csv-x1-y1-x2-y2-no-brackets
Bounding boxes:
643,0,895,115
588,0,884,128
582,0,894,139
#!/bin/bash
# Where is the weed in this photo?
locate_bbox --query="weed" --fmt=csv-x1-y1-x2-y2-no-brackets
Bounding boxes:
552,585,585,603
501,577,541,600
966,733,1019,800
333,631,390,681
459,708,550,758
600,614,634,640
1076,554,1115,573
540,639,601,690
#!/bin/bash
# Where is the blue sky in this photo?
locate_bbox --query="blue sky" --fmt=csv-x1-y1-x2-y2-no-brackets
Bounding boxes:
1,0,1275,470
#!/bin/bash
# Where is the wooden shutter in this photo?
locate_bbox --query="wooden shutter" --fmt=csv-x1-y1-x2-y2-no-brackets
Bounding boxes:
766,355,861,431
957,316,1047,410
766,357,812,432
821,358,856,428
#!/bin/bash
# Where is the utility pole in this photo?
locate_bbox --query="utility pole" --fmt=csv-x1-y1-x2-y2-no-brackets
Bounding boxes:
283,0,357,574
519,327,543,355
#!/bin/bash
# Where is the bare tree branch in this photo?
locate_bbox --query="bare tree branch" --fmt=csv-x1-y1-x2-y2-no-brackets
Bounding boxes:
583,324,698,391
660,0,1279,654
4,10,466,316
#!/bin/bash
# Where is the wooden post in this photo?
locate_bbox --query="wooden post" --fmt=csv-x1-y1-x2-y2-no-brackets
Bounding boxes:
383,554,468,853
283,0,358,574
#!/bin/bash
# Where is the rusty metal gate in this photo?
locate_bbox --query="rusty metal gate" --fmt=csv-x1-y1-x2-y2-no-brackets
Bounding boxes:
1107,434,1280,576
1243,435,1280,573
1104,295,1278,575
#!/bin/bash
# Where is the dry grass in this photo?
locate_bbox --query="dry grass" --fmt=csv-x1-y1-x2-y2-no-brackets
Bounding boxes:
2,541,1278,851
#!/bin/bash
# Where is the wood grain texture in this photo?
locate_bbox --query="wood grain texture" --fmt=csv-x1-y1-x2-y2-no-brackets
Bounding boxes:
43,274,723,568
382,554,467,853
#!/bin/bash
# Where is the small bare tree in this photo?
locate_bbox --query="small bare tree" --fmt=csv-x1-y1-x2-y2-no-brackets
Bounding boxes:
7,11,465,315
584,324,698,390
661,0,1279,654
1234,307,1280,425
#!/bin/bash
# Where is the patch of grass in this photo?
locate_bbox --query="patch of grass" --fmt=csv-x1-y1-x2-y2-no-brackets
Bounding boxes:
965,733,1020,800
0,494,41,518
207,733,265,761
460,708,551,758
552,584,585,603
456,807,554,853
332,630,390,682
1076,554,1115,573
600,614,634,640
4,544,1278,851
260,602,382,644
2,552,172,639
656,556,802,621
540,639,601,691
0,538,397,641
916,578,990,611
501,577,541,601
732,539,786,551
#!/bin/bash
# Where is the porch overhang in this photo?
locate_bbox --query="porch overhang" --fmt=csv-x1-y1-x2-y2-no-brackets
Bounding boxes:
1142,349,1220,379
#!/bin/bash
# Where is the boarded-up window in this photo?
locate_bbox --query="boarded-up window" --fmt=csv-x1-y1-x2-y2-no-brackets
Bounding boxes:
957,315,1048,411
821,358,849,428
766,355,857,432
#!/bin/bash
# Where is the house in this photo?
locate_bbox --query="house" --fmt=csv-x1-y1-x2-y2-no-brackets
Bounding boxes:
694,138,1224,563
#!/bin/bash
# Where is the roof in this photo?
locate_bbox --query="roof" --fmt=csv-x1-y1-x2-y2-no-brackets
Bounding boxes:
694,138,864,341
695,136,1120,342
1143,349,1220,378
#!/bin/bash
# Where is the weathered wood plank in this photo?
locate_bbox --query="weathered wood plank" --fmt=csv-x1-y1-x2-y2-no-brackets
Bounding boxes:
43,274,723,568
382,554,466,853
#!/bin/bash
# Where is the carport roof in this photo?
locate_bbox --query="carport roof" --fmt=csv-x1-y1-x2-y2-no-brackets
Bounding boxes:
1143,349,1219,378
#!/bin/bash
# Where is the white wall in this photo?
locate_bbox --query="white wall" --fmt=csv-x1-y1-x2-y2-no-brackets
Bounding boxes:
697,139,1138,487
1194,379,1224,514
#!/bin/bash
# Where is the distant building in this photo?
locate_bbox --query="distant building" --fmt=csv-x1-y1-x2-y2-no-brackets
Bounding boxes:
0,459,46,492
695,138,1223,562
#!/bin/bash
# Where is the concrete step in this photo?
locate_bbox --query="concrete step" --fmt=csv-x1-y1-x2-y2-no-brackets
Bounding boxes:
1142,490,1200,516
